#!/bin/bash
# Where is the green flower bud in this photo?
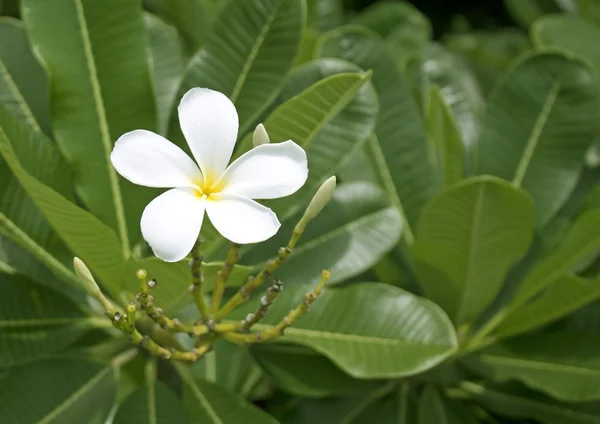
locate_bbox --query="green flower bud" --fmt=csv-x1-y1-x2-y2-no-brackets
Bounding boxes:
295,176,336,233
73,257,100,296
252,123,270,147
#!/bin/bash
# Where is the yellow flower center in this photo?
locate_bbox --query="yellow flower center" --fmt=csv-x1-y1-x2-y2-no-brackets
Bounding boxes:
194,173,226,199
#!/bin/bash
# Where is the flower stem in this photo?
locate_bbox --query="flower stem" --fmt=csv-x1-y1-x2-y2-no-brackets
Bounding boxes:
224,270,330,344
191,237,211,320
211,242,240,314
241,279,283,331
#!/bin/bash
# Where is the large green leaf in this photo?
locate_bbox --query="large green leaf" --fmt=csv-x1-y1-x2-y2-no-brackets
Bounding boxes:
319,26,442,242
459,381,600,424
413,176,535,327
533,15,600,73
426,85,465,186
153,0,221,51
467,332,600,402
0,358,117,424
494,274,600,340
0,122,126,295
476,51,600,227
241,182,402,286
22,0,158,250
145,13,185,136
251,343,383,398
0,273,91,366
0,17,51,134
178,364,279,424
417,385,479,424
504,0,562,28
114,380,189,424
175,0,304,138
509,209,600,311
229,282,457,379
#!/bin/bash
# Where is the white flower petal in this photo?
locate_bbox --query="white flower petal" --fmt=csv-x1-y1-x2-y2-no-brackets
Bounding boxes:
178,88,239,183
206,194,280,244
111,130,202,188
141,188,205,262
218,140,308,199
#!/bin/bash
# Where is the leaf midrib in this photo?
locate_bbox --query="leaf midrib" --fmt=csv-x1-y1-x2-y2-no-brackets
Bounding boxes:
0,59,40,132
73,0,129,256
37,365,113,424
479,353,600,378
0,317,84,328
512,77,562,187
175,363,223,424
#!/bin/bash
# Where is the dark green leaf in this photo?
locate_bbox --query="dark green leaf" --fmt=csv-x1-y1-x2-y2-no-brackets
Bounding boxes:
114,380,189,424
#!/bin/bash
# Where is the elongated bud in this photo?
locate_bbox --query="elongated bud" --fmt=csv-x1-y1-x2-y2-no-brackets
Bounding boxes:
73,257,115,314
74,257,100,296
252,123,270,147
295,176,336,233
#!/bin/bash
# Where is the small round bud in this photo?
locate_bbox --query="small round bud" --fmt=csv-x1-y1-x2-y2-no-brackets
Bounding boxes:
147,279,157,289
136,269,147,279
252,123,270,147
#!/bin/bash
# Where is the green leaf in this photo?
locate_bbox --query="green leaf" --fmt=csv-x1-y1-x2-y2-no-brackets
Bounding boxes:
509,209,600,312
175,0,305,138
177,364,279,424
459,381,600,424
467,332,600,402
0,17,51,134
0,105,83,294
22,0,158,251
127,258,252,312
504,0,561,28
242,182,402,286
494,274,600,340
0,121,126,295
306,0,344,32
319,26,442,242
145,13,185,136
0,273,91,366
476,51,600,227
0,358,117,424
229,282,457,379
251,343,384,398
426,85,465,185
413,176,535,327
533,15,600,72
114,380,189,424
191,339,263,398
153,0,222,51
418,386,449,424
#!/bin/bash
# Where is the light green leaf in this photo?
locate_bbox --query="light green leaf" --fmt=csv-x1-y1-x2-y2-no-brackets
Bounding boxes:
0,358,117,424
175,0,304,138
319,26,442,242
495,274,600,340
177,363,279,424
459,381,600,424
533,15,600,72
413,176,535,327
145,13,185,136
0,273,91,366
242,182,402,286
0,122,126,296
476,51,600,227
191,339,263,398
22,0,158,251
0,17,51,134
426,85,464,185
251,343,383,398
510,209,600,311
153,0,222,51
467,332,600,402
229,282,458,379
306,0,344,32
127,258,252,312
114,380,189,424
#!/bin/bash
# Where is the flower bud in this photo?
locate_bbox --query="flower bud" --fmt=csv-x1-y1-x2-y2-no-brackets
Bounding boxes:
295,176,336,233
73,257,100,297
252,123,270,147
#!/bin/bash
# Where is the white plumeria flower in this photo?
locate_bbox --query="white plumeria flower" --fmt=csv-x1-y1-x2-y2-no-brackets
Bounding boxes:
110,88,308,263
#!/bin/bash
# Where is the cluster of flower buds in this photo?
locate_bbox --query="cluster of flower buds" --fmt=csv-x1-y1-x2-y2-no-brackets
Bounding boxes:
74,176,337,362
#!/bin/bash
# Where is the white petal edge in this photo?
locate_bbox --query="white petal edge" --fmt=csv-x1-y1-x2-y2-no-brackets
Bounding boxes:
218,140,308,199
111,130,202,188
178,88,239,183
205,194,281,244
141,188,205,262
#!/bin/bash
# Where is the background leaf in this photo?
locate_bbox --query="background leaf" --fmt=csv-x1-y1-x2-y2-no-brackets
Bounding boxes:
476,51,600,227
229,282,458,378
413,176,535,327
114,380,189,424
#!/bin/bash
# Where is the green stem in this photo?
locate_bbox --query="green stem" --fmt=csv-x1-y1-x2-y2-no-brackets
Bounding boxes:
191,237,210,320
211,243,240,314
